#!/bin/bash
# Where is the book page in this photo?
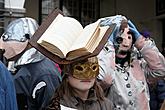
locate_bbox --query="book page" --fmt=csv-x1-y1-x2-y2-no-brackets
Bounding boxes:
87,25,109,52
37,14,83,57
68,19,101,52
66,22,109,60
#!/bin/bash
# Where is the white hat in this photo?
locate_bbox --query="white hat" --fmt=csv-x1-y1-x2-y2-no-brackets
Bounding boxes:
0,17,38,59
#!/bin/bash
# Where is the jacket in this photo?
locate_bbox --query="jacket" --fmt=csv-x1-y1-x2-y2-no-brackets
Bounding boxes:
13,57,61,110
60,88,114,110
97,38,165,110
0,61,18,110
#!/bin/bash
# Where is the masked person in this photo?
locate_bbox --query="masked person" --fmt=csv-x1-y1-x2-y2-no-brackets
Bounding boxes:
0,17,61,110
97,15,165,110
46,56,114,110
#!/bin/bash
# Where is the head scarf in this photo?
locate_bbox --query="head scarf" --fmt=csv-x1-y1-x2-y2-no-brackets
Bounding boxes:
0,17,44,67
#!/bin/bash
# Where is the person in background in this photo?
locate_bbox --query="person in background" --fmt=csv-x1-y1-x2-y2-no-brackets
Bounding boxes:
0,61,18,110
0,17,61,110
140,30,165,110
97,15,165,110
46,56,114,110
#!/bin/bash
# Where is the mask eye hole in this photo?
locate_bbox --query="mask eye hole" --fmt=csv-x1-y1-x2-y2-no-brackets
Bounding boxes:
127,31,131,34
24,34,30,40
91,64,98,71
2,35,8,41
128,36,132,39
75,65,84,71
116,37,123,44
92,65,97,70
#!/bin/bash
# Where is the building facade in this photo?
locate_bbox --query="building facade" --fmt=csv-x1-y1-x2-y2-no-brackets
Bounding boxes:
1,0,165,50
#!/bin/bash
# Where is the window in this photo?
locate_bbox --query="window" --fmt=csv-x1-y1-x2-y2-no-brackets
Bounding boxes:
62,0,100,26
156,0,165,15
39,0,100,26
39,0,60,24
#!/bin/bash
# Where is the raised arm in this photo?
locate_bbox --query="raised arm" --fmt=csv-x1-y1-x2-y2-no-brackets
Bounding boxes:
128,20,165,79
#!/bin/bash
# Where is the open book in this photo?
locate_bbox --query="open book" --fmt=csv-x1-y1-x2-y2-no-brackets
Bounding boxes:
29,9,116,64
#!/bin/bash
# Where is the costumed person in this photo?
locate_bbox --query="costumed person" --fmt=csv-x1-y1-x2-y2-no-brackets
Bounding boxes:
0,17,61,110
0,61,18,110
46,56,114,110
140,31,165,110
97,15,165,110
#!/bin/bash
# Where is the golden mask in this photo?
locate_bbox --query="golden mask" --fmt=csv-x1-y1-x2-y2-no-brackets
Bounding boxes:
64,57,99,80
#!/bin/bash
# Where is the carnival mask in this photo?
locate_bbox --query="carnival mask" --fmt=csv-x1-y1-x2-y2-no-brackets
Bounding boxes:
69,57,99,80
